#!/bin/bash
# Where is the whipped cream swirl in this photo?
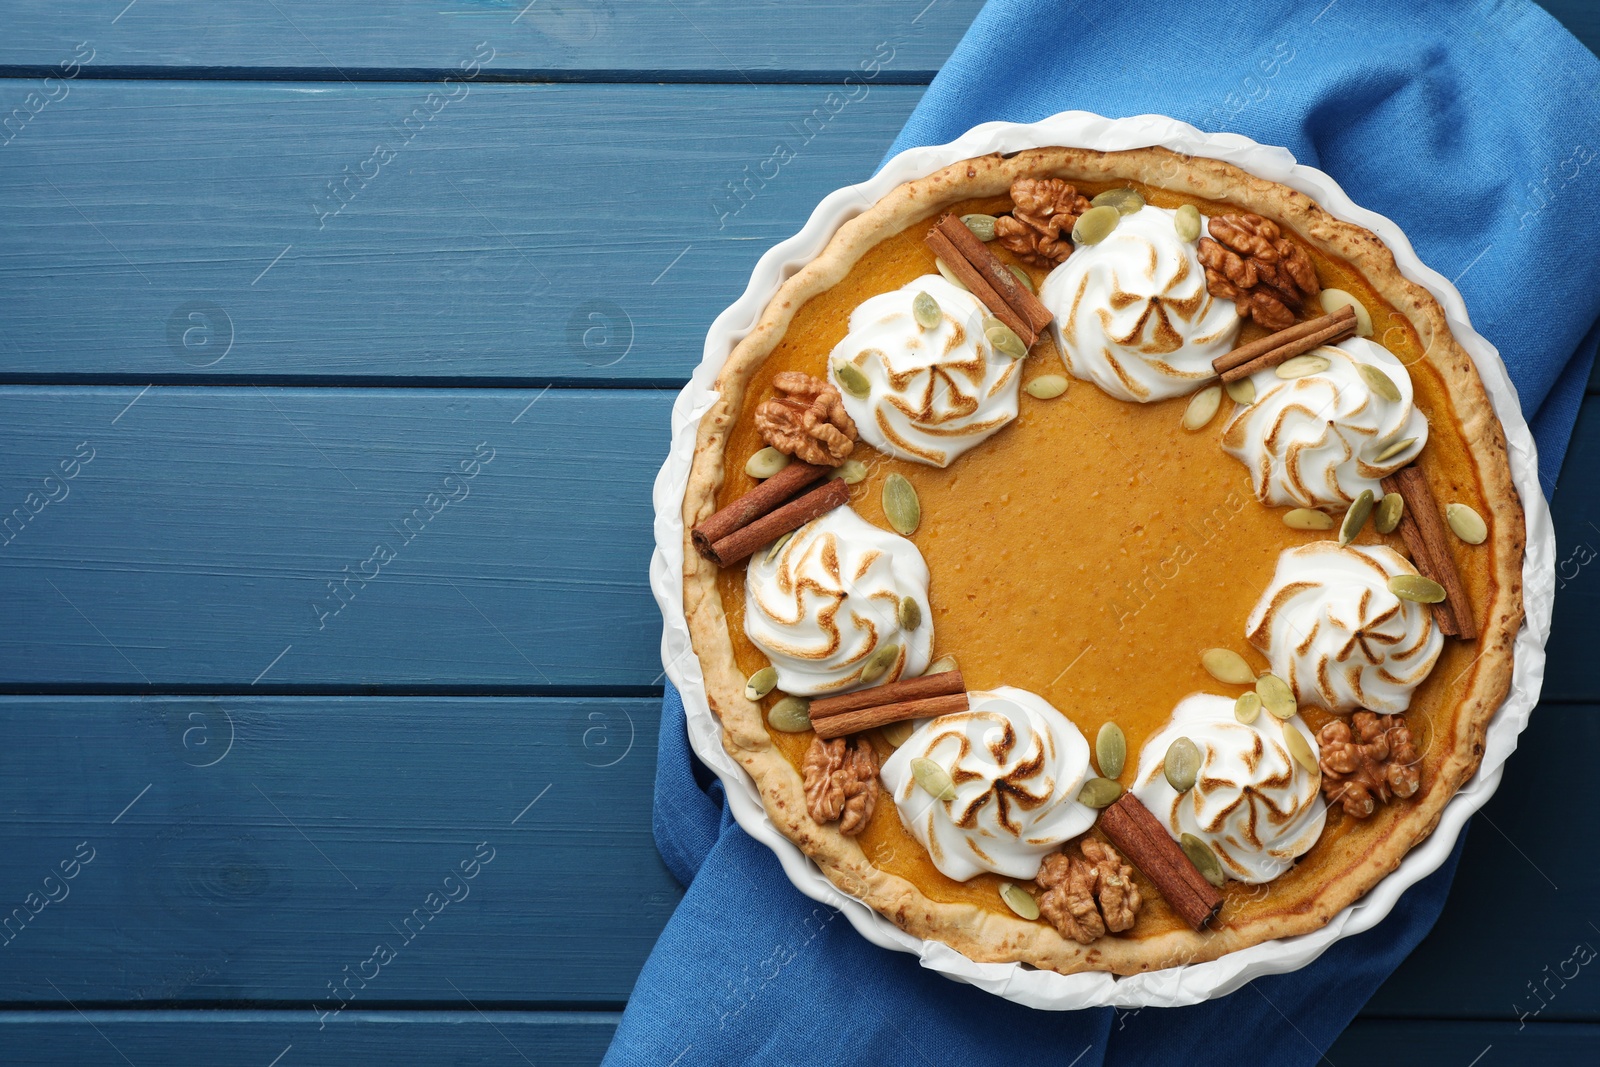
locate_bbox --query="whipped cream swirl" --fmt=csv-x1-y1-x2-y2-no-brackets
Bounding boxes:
828,275,1021,467
880,687,1096,881
1221,337,1429,509
1132,694,1326,884
744,505,931,698
1246,541,1442,715
1040,206,1240,402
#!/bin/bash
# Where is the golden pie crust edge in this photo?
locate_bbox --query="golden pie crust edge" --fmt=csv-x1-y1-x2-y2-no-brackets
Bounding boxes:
679,146,1526,975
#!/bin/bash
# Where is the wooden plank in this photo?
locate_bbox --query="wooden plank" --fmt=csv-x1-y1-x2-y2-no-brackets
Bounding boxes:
1334,1019,1600,1062
1364,703,1600,1020
0,1010,619,1066
0,692,1591,1012
0,696,678,1003
3,1015,1596,1067
0,81,922,383
1544,394,1599,702
0,0,976,79
1540,0,1600,57
0,386,668,688
0,1016,1594,1067
2,385,1597,695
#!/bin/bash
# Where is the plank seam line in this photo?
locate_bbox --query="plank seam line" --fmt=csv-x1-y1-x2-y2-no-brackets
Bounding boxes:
0,69,939,86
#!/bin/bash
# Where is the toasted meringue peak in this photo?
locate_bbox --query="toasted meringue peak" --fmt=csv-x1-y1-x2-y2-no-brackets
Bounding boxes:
828,275,1022,468
1041,206,1241,402
744,505,931,698
1246,541,1443,714
1221,336,1429,510
1132,693,1326,884
881,687,1096,881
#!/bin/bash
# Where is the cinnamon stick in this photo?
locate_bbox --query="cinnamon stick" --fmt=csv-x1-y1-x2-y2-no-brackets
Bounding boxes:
932,214,1054,340
691,460,829,559
1381,467,1476,640
925,226,1038,349
702,477,850,567
813,692,970,740
810,670,967,720
1097,793,1223,931
1214,305,1357,383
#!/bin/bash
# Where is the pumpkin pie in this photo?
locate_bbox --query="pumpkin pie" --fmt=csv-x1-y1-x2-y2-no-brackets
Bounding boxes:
680,146,1523,975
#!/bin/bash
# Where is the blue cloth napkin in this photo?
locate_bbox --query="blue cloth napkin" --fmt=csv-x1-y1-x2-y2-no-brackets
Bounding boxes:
606,2,1599,1063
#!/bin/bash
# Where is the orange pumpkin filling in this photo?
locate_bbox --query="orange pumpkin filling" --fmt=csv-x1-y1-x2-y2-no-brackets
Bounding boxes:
714,187,1495,936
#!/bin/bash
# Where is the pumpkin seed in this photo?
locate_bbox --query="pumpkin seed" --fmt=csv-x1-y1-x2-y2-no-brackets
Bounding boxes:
1091,187,1145,216
1357,362,1402,403
1283,508,1335,531
923,654,959,676
1375,492,1405,534
764,530,794,563
1234,692,1262,724
935,257,969,291
961,213,998,242
1339,488,1375,546
1282,722,1319,775
1077,777,1125,809
1389,573,1446,603
1174,203,1202,243
768,696,812,733
1025,374,1069,400
745,446,791,480
999,882,1041,920
882,473,921,535
1008,264,1036,293
1226,377,1256,405
745,666,778,701
1071,204,1122,245
986,323,1028,360
1318,288,1374,337
881,720,917,747
835,458,868,485
1095,722,1127,779
1446,502,1488,545
1180,833,1227,888
1201,648,1256,685
912,290,942,330
911,756,957,801
834,361,870,399
1276,353,1332,379
1375,436,1418,463
898,595,922,632
859,642,900,685
1256,673,1297,720
1163,737,1201,793
1182,385,1223,431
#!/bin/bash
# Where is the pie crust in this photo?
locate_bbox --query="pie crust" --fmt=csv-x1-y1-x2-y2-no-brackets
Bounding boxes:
680,147,1524,975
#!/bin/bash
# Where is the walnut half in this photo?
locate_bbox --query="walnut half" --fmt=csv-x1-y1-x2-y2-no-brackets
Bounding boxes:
994,177,1090,267
802,736,879,836
1318,711,1421,819
1196,213,1320,330
1036,839,1142,944
753,372,857,467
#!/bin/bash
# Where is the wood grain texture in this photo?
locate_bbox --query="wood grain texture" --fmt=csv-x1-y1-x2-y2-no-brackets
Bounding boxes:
0,0,977,80
0,696,677,1003
1542,395,1599,702
0,387,668,688
1,1013,1596,1067
0,82,921,384
3,387,1595,695
0,693,1589,1014
1332,1020,1600,1063
0,1010,620,1066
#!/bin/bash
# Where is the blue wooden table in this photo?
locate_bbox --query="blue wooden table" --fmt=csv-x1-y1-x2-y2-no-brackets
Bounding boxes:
0,2,1596,1063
